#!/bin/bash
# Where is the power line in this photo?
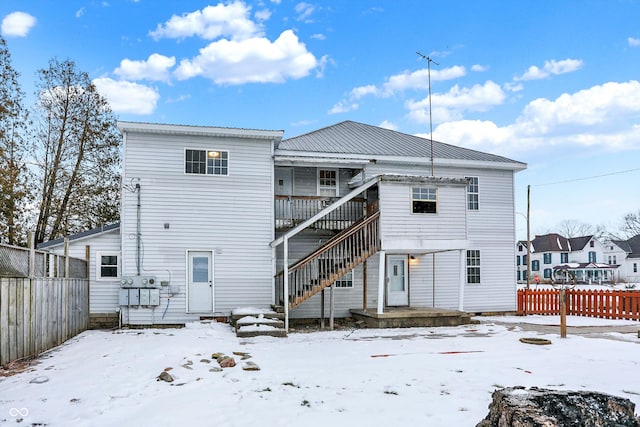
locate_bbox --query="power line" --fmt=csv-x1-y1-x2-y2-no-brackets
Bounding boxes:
534,167,640,187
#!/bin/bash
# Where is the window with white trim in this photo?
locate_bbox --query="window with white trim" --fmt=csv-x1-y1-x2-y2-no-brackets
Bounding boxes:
466,250,480,284
466,176,479,210
412,187,437,214
560,252,568,263
185,149,229,175
543,268,552,279
318,169,338,196
333,270,353,288
96,252,119,280
588,251,597,263
543,253,552,264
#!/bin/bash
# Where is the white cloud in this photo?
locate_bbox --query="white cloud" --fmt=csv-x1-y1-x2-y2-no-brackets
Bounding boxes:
255,9,271,21
1,11,36,37
294,2,315,22
628,37,640,47
328,101,358,114
471,64,488,72
114,53,176,82
406,81,506,124
149,2,261,41
381,66,466,96
93,77,159,115
75,8,85,18
350,84,378,99
174,29,318,84
311,33,326,40
432,80,640,155
516,58,583,81
379,120,398,131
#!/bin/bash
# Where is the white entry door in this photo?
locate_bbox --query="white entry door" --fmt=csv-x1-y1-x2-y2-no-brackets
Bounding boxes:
387,255,409,306
187,251,213,313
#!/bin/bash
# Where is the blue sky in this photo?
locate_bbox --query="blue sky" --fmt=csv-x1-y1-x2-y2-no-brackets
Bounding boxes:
2,0,639,239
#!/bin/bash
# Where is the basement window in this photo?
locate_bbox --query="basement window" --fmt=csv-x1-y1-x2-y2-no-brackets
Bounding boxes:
185,149,229,175
411,187,437,214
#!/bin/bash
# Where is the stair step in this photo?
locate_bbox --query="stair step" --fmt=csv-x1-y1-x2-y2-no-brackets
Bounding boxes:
235,316,285,331
236,323,287,338
230,307,284,325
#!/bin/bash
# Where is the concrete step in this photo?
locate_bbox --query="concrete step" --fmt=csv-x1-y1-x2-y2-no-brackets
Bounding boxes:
235,316,285,331
230,307,284,325
236,324,288,338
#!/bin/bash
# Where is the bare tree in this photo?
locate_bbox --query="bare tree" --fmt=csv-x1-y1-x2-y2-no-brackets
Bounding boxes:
619,210,640,239
0,36,31,245
556,219,606,239
33,58,120,244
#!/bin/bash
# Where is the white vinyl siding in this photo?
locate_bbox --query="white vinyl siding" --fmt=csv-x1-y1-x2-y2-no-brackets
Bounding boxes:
121,130,275,324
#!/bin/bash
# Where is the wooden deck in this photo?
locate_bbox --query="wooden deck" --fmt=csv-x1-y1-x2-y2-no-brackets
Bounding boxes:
350,307,476,328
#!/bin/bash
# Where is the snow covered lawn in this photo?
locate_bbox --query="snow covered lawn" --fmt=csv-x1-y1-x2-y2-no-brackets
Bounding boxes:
1,316,639,426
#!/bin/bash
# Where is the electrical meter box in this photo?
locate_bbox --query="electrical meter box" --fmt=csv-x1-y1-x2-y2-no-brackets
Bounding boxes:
128,288,140,305
139,289,150,305
149,289,160,306
118,289,129,306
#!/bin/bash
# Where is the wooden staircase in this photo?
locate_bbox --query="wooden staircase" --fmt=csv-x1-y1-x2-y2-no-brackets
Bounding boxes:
275,211,380,310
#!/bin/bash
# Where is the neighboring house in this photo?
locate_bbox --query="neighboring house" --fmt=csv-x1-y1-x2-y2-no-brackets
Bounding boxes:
605,235,640,283
39,120,527,327
516,233,616,284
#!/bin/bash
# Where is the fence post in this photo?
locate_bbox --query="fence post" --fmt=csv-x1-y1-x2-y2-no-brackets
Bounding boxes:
27,231,35,358
64,238,70,340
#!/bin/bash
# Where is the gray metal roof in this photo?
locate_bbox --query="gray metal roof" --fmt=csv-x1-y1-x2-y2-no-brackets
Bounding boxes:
612,234,640,258
37,223,120,249
277,120,525,166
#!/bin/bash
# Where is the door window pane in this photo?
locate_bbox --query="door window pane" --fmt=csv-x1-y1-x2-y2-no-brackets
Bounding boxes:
192,256,209,282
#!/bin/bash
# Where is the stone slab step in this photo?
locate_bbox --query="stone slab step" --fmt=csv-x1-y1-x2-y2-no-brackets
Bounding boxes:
236,324,287,338
235,316,285,331
230,307,284,325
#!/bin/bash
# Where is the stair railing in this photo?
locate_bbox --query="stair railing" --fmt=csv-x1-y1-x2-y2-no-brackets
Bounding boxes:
275,211,380,310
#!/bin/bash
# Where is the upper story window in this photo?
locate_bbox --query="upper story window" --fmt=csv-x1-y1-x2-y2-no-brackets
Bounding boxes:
185,149,229,176
560,253,569,263
318,169,338,196
588,251,597,263
634,263,638,273
543,253,552,264
96,252,119,280
412,187,437,214
516,255,521,266
466,176,479,210
531,260,540,271
590,240,595,248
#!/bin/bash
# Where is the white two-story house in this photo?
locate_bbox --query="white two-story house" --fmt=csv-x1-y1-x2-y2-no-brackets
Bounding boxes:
40,120,526,328
516,233,616,284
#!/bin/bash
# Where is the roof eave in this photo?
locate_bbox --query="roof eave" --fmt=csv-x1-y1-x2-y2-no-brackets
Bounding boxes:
274,150,527,171
118,121,284,141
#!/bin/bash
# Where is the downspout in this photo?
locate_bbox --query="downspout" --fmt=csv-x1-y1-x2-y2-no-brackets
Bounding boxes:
136,183,141,276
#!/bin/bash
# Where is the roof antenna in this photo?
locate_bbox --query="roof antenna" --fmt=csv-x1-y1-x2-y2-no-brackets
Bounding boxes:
416,52,438,176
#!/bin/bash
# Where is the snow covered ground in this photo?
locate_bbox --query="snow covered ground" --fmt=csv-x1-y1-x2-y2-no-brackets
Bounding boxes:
1,316,639,426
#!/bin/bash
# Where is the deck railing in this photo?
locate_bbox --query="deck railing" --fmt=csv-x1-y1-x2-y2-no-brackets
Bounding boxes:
517,288,640,320
275,196,365,230
275,211,380,309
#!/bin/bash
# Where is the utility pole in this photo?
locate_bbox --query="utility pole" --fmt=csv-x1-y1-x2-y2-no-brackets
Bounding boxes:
416,52,438,176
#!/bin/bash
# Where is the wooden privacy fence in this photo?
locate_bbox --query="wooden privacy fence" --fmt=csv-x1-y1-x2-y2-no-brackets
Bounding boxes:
0,277,89,366
517,289,640,321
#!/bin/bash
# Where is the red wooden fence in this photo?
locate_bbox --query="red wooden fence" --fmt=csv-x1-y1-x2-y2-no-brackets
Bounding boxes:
517,289,640,321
